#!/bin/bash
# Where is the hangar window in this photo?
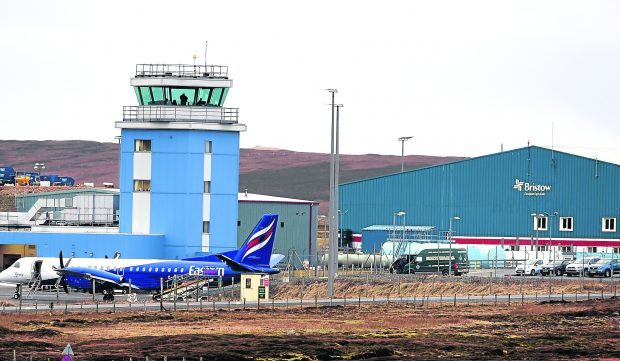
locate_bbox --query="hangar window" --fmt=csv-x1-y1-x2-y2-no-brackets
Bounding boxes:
533,216,547,231
509,245,519,251
587,247,598,253
133,180,151,192
134,139,151,152
203,221,210,234
559,217,573,232
613,247,620,254
560,246,573,253
602,218,616,232
537,245,548,252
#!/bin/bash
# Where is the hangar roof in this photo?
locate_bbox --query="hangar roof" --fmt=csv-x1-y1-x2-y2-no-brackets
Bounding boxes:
238,192,318,205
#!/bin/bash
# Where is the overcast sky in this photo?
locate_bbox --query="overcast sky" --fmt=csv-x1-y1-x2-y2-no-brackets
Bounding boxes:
2,1,619,163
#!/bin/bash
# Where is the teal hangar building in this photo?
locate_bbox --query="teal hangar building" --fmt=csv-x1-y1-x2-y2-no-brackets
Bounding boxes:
340,146,620,257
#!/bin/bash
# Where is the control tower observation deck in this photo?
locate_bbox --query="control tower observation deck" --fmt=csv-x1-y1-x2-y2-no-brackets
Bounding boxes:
116,64,246,258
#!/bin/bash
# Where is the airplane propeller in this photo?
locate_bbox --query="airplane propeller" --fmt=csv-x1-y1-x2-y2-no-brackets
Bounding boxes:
55,251,72,294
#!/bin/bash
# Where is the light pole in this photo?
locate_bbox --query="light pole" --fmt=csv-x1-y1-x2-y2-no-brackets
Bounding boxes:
449,216,460,275
392,211,405,256
34,162,45,185
326,88,338,298
338,209,348,250
398,136,413,173
531,213,539,259
536,211,557,262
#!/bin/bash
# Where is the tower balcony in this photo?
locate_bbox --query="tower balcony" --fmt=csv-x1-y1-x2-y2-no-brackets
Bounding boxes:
122,106,238,123
117,106,245,132
135,64,228,79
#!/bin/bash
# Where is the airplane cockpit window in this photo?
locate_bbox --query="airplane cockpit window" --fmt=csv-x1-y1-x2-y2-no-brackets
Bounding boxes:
13,262,20,269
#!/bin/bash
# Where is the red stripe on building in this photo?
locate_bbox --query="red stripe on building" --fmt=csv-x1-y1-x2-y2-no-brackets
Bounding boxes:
453,237,620,248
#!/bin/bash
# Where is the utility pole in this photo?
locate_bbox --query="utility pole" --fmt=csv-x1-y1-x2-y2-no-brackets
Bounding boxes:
327,89,338,298
398,136,413,173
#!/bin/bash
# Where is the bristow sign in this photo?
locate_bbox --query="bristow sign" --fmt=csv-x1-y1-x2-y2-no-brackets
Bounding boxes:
513,178,551,196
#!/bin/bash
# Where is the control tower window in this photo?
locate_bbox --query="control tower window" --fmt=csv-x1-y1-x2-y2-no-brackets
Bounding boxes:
139,87,152,105
150,87,166,105
208,88,223,106
171,88,197,106
133,180,151,192
198,88,211,105
134,139,151,152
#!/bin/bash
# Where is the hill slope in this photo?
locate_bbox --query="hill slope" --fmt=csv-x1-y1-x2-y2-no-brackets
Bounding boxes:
0,140,465,213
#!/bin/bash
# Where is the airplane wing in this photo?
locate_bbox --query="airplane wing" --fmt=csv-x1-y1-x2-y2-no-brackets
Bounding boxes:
55,266,123,285
215,254,256,272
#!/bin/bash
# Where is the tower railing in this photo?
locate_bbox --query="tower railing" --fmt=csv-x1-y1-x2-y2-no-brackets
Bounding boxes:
135,64,228,78
122,106,239,124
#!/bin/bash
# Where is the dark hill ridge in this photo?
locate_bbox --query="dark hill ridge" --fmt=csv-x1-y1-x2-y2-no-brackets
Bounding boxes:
0,140,465,213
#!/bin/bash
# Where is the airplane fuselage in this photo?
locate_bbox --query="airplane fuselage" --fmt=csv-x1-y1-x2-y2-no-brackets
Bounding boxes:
0,256,266,291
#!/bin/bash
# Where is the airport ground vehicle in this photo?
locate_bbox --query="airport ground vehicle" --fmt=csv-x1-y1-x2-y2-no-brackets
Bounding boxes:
565,257,601,276
587,259,620,277
0,166,16,185
391,248,469,276
540,259,571,276
515,259,544,276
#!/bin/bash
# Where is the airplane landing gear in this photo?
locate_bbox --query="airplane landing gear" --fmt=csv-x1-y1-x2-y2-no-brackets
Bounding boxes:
13,285,20,299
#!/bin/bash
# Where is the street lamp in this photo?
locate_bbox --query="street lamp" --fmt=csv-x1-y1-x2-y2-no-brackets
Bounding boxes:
449,216,460,275
34,162,45,185
338,209,348,250
398,136,413,173
392,211,406,258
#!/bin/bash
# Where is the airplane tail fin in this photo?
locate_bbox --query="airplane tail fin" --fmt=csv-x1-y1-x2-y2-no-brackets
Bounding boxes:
232,214,278,268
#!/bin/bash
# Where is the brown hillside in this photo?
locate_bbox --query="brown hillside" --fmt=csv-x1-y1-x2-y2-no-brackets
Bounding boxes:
0,141,465,213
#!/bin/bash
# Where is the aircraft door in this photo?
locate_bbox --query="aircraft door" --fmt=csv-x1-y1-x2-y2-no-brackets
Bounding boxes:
32,260,43,280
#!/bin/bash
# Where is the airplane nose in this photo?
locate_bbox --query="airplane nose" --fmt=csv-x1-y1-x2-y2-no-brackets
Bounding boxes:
0,269,10,282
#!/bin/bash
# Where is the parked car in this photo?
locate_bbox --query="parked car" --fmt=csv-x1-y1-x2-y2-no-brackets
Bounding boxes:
587,259,620,278
391,248,469,276
565,257,601,276
515,259,544,276
540,259,572,276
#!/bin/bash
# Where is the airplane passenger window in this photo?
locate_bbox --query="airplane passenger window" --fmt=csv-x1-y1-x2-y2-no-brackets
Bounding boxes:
148,267,152,272
155,268,159,272
174,268,178,272
181,268,184,273
130,267,133,272
142,267,146,272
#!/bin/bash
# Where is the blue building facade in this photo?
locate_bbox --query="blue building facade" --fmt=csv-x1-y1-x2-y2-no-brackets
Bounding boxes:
340,146,620,254
0,62,246,262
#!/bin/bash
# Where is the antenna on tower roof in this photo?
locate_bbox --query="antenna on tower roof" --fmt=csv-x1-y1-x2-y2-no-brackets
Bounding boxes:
204,41,208,67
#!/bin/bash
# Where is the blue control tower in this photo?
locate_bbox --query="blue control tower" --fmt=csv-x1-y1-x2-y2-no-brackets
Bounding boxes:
116,64,245,258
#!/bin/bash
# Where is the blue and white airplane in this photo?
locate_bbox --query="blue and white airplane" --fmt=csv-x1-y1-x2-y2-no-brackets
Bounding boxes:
0,214,283,301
